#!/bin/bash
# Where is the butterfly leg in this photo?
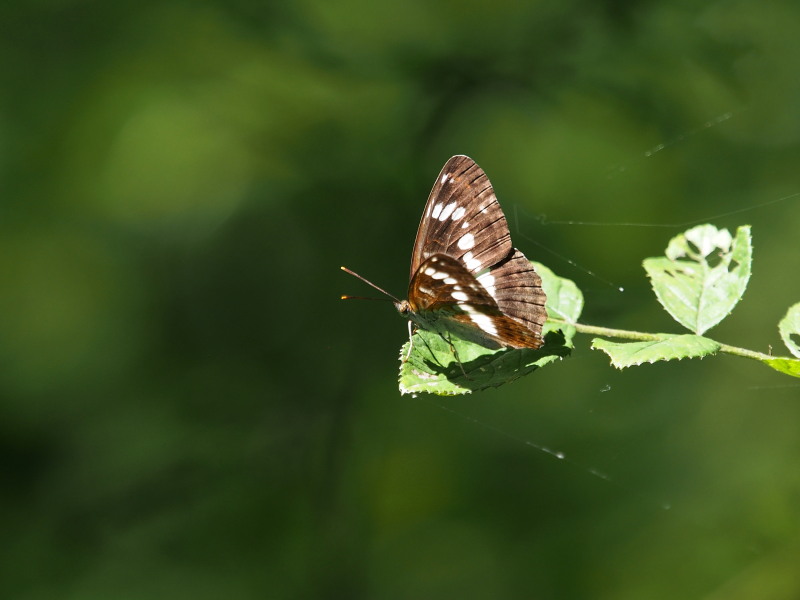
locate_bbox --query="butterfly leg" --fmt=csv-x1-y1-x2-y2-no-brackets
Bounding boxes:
442,332,471,380
402,320,415,362
404,324,471,381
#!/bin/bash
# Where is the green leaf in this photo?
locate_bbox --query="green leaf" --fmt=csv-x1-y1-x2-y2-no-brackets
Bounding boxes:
533,261,583,347
643,224,752,335
591,334,720,369
397,262,580,395
399,329,569,396
778,302,800,359
760,356,800,378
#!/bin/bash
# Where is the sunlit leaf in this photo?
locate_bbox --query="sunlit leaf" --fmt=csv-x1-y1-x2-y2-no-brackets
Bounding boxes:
398,329,569,396
591,334,720,369
760,356,800,378
643,224,752,335
778,302,800,359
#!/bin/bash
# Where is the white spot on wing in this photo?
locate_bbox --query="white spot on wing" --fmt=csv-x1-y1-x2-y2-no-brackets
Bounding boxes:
431,203,443,219
457,233,475,250
477,272,496,298
441,173,450,184
462,305,498,336
443,277,457,285
451,291,468,301
431,271,449,280
438,202,457,221
462,221,470,229
471,313,498,336
424,267,436,276
462,251,481,271
451,206,465,220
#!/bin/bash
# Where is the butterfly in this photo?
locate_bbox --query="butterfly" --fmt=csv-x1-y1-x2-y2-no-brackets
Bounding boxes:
343,155,547,353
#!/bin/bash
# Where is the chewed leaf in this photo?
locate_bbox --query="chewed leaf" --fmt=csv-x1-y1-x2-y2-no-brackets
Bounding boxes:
534,261,583,347
778,302,800,359
591,334,720,369
399,329,568,395
760,356,800,378
643,224,752,335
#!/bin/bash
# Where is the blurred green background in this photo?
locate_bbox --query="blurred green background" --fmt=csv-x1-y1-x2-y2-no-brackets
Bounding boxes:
2,1,800,598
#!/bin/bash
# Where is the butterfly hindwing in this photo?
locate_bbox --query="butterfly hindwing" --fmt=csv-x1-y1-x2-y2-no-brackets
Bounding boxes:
478,249,547,343
408,255,495,312
407,254,545,350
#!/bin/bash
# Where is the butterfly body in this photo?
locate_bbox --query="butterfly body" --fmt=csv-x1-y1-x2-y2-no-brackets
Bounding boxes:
398,156,547,350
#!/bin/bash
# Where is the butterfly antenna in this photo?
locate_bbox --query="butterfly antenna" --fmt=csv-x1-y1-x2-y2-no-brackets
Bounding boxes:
340,266,401,303
340,294,395,302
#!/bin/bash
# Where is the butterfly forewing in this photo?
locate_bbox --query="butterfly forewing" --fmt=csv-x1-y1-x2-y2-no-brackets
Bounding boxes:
411,155,513,279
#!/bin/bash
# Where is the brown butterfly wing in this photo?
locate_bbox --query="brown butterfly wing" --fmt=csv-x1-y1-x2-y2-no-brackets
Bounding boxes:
408,254,545,349
410,155,513,278
407,156,547,348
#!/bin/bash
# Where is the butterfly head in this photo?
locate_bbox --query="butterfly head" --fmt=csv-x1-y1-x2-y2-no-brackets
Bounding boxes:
394,299,411,316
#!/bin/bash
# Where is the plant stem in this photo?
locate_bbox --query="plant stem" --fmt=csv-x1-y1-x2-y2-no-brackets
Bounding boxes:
716,343,774,361
550,318,777,361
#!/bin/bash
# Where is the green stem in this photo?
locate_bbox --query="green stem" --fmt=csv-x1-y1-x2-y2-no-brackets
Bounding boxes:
550,318,776,361
716,343,775,361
